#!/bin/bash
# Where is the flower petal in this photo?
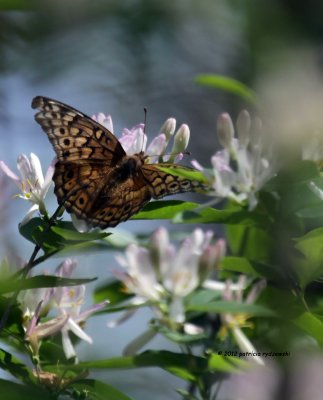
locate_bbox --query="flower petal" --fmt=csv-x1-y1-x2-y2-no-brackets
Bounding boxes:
0,161,21,182
30,153,44,187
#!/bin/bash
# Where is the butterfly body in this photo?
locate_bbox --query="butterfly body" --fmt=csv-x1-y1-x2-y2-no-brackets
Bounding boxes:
32,96,206,228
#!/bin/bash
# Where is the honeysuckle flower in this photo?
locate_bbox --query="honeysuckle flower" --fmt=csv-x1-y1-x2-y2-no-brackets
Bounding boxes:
92,112,114,133
22,258,108,361
220,277,266,366
195,111,277,210
26,306,69,357
0,153,54,224
91,113,189,163
56,284,108,360
114,228,225,328
50,259,108,360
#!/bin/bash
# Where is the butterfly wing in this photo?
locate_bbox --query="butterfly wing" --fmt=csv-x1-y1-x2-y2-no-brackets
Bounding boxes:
141,163,208,199
32,96,126,164
54,161,151,228
32,96,207,229
53,161,110,216
88,173,152,228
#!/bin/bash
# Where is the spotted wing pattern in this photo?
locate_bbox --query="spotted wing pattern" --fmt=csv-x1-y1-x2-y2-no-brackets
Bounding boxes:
32,96,125,163
141,163,207,199
32,96,207,229
53,161,151,228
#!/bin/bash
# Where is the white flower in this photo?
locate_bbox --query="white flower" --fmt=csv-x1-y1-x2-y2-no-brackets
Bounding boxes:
115,228,225,325
196,111,277,210
0,153,54,223
52,261,108,360
220,277,266,366
91,113,190,164
92,112,114,133
22,259,108,360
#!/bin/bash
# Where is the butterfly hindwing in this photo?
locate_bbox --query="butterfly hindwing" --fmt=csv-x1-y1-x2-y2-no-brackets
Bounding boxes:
53,161,151,228
141,163,207,199
88,173,152,228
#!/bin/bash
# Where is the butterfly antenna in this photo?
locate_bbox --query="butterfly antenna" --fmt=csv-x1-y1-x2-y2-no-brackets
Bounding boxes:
143,107,147,135
140,107,148,153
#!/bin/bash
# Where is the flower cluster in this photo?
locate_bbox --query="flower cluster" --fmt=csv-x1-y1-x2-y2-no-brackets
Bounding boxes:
194,111,277,210
92,112,190,163
114,228,225,328
21,259,108,361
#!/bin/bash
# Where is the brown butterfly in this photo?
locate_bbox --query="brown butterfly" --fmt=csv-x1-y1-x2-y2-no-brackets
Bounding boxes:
32,96,206,229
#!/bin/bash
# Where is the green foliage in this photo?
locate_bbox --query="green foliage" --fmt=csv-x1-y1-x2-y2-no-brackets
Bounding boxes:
2,90,323,400
70,379,134,400
195,74,257,104
0,275,96,295
19,218,111,256
93,280,133,305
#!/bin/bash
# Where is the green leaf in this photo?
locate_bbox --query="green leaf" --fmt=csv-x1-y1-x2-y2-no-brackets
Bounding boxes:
187,301,275,317
19,218,110,255
0,0,35,11
265,161,322,218
0,348,35,385
266,161,319,189
187,289,221,305
71,379,133,400
0,296,23,334
133,200,201,220
134,200,272,228
294,228,323,284
226,225,272,262
221,256,261,277
61,350,208,377
51,226,109,241
0,275,97,295
155,325,208,344
0,379,51,400
155,165,208,184
292,312,323,346
176,388,199,400
39,341,70,365
93,280,133,305
208,354,248,373
295,227,323,264
195,74,257,104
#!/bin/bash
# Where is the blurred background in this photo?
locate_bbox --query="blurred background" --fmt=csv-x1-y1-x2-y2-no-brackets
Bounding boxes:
1,0,323,398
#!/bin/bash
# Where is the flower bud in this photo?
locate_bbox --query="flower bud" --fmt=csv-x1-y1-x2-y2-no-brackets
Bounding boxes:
236,110,251,148
217,113,234,149
150,227,170,271
198,238,225,281
168,124,190,163
250,116,263,147
160,118,176,140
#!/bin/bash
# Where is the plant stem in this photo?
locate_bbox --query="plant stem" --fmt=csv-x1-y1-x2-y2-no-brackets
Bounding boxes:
0,204,63,332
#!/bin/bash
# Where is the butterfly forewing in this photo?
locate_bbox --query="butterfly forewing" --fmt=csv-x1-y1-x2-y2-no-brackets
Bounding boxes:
32,96,125,163
32,96,207,229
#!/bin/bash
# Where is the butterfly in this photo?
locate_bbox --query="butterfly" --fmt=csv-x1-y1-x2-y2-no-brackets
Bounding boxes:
32,96,207,229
